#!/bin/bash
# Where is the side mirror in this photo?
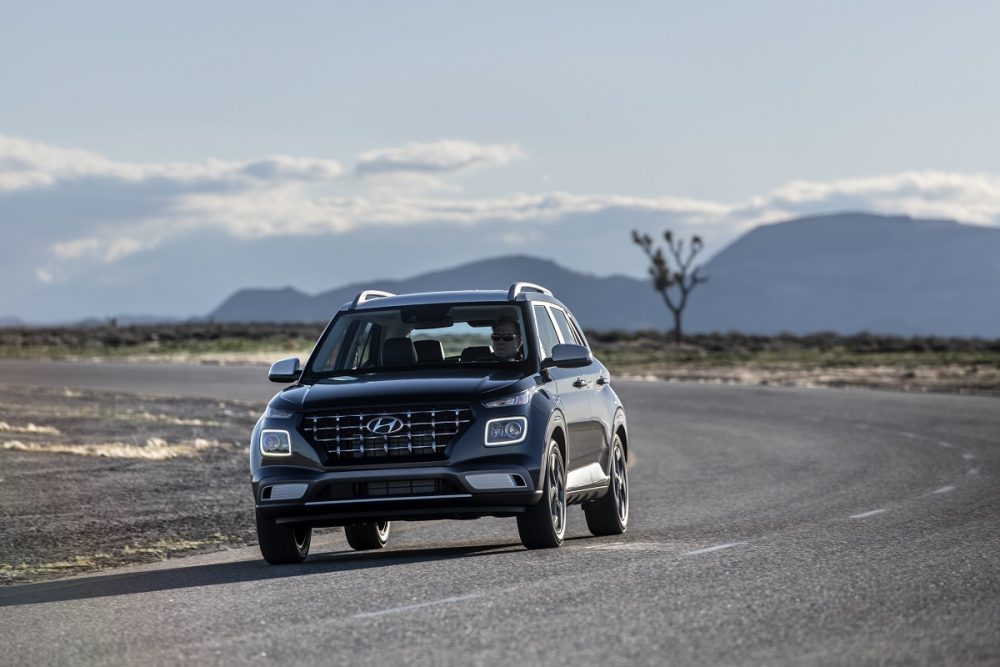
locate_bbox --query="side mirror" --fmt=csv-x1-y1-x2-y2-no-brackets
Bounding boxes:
542,343,592,369
268,357,302,383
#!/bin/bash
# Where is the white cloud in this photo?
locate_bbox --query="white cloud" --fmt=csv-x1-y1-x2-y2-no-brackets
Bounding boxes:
361,172,461,197
0,135,344,194
6,134,1000,291
354,140,524,175
52,237,103,260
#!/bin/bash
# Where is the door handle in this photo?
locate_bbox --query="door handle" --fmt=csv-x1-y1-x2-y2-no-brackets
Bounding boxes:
572,378,590,388
596,375,610,386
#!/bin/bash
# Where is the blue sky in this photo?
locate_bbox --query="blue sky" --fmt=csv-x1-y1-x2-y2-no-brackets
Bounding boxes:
3,1,1000,321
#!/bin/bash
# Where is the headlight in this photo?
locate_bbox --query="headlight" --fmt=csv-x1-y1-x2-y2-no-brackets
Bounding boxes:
483,387,538,408
264,406,295,419
484,417,528,446
260,429,292,456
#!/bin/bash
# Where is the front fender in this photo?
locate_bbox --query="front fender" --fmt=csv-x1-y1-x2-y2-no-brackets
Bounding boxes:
612,408,628,455
533,409,567,491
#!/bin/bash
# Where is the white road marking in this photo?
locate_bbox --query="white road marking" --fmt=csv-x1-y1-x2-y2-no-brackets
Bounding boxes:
962,452,976,461
898,431,918,439
936,440,956,449
930,485,956,495
584,542,663,552
351,593,481,619
684,542,747,556
850,509,887,519
967,467,980,476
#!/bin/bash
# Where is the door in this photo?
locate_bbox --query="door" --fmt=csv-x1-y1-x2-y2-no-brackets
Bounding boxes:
546,306,606,471
533,305,592,472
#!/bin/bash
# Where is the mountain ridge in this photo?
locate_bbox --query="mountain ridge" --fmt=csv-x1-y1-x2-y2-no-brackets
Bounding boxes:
204,212,1000,336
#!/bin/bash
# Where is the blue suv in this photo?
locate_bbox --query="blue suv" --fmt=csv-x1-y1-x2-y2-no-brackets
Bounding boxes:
251,283,630,563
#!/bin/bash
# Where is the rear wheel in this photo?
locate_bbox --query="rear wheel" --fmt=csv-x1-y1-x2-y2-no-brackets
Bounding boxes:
517,440,567,549
256,511,312,564
345,521,391,550
584,434,629,536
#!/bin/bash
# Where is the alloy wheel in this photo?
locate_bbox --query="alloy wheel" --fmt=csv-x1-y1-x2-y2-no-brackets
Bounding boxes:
549,447,567,537
612,441,629,525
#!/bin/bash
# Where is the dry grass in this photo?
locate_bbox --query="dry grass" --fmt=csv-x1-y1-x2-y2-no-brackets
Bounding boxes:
2,437,229,460
0,421,61,435
0,535,234,583
618,362,1000,394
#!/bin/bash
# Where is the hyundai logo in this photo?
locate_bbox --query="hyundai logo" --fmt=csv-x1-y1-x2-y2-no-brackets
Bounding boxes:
366,416,405,435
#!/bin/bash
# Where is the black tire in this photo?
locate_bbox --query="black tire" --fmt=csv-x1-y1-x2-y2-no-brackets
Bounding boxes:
517,440,567,549
584,434,629,536
256,511,312,564
344,521,391,550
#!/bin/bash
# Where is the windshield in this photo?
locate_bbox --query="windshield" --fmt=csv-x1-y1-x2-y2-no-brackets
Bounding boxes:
304,303,531,378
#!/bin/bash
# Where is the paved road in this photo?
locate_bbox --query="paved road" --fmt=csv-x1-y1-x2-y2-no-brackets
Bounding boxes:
0,359,273,403
0,362,998,665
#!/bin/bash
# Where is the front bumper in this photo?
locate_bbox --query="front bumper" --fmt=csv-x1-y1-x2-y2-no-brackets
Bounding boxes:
254,462,542,527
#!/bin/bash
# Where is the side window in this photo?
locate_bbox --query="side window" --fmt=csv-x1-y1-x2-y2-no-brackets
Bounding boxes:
549,307,581,346
567,316,589,349
533,305,560,359
342,321,376,369
359,324,381,367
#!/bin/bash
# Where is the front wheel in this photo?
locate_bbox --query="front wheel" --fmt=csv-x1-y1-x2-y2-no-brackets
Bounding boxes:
517,441,567,549
345,521,391,550
256,511,312,564
583,435,629,536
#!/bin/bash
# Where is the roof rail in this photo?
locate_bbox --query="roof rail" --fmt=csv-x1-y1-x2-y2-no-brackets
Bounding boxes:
350,290,396,309
507,282,553,301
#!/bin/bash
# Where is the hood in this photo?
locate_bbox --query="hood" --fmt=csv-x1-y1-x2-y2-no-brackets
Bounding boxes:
272,368,532,411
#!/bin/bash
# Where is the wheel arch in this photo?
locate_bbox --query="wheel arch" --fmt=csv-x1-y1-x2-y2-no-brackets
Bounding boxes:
537,409,567,488
612,408,628,457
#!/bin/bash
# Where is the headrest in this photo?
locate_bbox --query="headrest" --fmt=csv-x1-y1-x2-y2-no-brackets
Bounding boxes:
459,345,494,362
414,339,445,363
382,337,417,366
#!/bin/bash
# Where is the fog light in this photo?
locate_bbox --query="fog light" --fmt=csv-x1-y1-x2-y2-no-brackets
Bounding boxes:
260,429,292,457
484,417,528,446
265,483,307,500
466,473,525,490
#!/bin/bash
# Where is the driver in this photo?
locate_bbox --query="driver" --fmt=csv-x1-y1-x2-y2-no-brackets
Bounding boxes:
491,315,524,361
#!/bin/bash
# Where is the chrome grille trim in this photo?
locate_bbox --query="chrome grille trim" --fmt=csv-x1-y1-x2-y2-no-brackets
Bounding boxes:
309,419,472,432
300,404,473,463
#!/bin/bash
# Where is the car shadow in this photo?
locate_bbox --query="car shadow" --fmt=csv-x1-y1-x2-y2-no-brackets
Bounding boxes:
0,542,525,608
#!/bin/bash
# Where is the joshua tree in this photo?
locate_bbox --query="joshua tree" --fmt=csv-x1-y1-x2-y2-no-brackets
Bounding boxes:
632,229,708,344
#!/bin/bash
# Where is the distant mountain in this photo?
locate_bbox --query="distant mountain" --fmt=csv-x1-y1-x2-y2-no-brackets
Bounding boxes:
208,212,1000,336
686,212,1000,336
0,315,24,327
78,314,185,327
209,256,663,330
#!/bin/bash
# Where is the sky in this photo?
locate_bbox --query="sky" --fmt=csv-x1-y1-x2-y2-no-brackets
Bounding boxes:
3,0,1000,321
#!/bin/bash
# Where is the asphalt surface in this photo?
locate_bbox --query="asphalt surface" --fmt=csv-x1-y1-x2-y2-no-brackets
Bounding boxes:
0,360,998,665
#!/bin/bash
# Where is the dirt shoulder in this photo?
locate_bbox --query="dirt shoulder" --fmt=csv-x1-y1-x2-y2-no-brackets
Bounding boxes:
4,324,998,396
25,349,1000,396
616,362,1000,396
0,385,261,586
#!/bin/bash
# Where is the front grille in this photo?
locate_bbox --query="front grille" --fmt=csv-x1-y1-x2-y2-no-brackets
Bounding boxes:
300,404,474,464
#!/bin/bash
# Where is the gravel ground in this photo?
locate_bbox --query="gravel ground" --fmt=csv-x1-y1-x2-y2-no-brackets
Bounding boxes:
0,385,262,586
